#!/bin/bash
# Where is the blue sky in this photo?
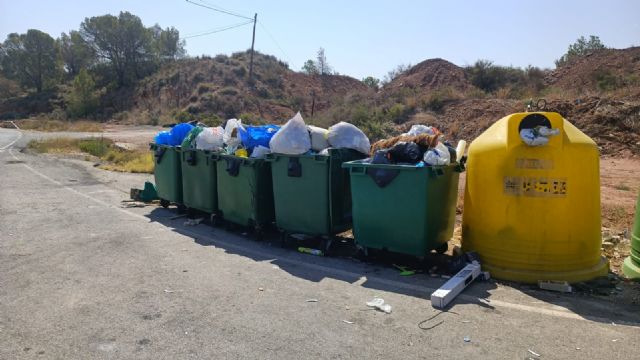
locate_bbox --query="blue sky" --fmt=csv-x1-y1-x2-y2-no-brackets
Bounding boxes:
1,0,638,79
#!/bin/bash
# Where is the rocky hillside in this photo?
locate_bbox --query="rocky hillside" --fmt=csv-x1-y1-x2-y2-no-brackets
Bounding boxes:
128,51,369,125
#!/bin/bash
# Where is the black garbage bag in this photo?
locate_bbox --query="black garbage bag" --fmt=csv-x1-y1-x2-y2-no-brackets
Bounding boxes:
367,150,400,188
388,141,423,163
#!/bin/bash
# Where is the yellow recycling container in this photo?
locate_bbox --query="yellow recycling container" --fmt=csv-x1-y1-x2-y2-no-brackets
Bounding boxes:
462,112,608,283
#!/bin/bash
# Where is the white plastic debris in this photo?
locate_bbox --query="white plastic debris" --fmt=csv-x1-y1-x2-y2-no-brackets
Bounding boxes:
250,145,271,158
528,349,541,357
195,126,224,150
366,297,392,313
423,142,451,166
269,112,311,155
342,320,354,324
520,126,560,146
455,140,467,163
538,280,572,293
308,125,330,151
327,121,371,155
404,124,437,136
183,218,204,226
431,262,482,308
223,118,244,150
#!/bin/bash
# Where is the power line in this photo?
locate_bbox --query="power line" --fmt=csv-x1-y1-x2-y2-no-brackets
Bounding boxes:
195,0,253,19
258,20,291,66
185,0,254,21
182,20,254,39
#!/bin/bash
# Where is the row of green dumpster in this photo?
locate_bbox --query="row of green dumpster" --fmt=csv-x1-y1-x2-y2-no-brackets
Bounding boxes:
150,143,463,257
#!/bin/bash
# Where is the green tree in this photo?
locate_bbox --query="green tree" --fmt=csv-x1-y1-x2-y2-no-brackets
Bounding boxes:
301,59,318,75
0,29,59,92
80,12,185,87
65,68,100,118
149,25,185,62
58,30,95,78
555,35,607,67
362,76,380,90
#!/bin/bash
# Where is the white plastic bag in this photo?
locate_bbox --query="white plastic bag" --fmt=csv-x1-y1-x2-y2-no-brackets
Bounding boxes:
195,126,224,150
269,112,311,155
423,142,450,166
327,122,370,155
308,125,329,152
403,124,437,136
250,145,271,158
223,118,244,149
520,126,560,146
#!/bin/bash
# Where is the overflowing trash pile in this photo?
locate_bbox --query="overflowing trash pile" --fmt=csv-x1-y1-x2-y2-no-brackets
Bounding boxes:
368,125,465,167
152,112,372,157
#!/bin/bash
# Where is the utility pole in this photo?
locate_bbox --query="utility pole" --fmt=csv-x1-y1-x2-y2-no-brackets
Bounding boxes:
248,13,257,83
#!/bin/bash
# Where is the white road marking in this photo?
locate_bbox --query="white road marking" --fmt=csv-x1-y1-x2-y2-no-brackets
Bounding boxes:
0,128,23,150
6,148,639,326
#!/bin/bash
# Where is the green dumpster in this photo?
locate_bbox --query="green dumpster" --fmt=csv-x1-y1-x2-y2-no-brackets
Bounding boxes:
622,191,640,279
214,154,274,234
150,143,182,207
343,160,463,257
180,148,218,214
267,149,365,242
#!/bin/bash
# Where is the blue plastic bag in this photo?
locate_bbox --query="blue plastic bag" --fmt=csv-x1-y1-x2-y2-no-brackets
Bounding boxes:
238,125,280,151
170,123,195,146
154,131,172,145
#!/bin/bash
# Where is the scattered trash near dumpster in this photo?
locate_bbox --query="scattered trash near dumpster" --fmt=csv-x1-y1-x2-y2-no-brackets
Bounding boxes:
538,280,572,293
130,181,158,202
431,262,483,308
366,297,392,313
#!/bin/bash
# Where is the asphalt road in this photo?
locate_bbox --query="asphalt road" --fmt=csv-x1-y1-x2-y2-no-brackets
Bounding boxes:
1,126,639,359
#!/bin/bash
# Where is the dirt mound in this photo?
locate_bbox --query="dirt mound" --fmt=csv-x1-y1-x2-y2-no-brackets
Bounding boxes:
401,99,521,142
545,92,640,156
387,58,471,92
545,47,640,92
400,94,640,157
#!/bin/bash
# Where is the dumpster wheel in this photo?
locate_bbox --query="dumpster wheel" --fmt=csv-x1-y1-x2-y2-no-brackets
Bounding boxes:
280,231,289,248
254,225,265,241
160,199,170,208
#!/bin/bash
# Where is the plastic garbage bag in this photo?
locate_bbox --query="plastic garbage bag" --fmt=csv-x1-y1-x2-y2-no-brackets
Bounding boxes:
169,123,194,146
327,122,370,154
308,125,330,151
423,142,451,166
239,124,280,151
195,126,224,150
388,141,423,163
154,131,172,145
520,126,560,146
181,126,203,149
250,145,271,158
223,118,244,150
269,112,311,155
403,124,437,137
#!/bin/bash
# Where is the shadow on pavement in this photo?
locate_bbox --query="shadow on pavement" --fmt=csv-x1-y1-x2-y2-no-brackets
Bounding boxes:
145,206,640,327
